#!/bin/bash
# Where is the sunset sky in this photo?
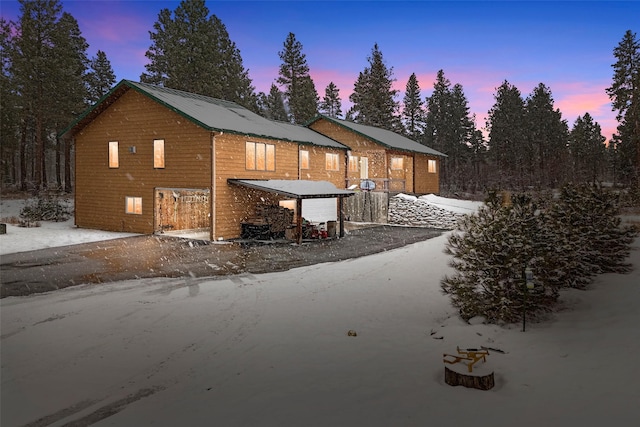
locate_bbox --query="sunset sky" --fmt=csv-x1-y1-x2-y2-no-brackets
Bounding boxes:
2,0,638,141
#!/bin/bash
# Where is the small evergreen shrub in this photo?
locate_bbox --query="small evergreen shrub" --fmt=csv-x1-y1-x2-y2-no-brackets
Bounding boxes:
441,185,638,325
19,193,71,225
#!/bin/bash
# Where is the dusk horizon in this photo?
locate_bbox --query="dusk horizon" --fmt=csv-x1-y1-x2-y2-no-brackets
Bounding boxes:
2,0,638,141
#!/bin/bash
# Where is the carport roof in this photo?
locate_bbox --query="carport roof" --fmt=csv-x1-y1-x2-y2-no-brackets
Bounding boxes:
228,179,355,199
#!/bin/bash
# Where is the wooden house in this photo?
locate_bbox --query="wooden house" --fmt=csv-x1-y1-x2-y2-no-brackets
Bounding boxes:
307,115,445,194
61,80,353,242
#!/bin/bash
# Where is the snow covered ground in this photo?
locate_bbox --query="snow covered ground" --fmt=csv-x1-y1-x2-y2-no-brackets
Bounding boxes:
1,195,639,426
0,197,137,256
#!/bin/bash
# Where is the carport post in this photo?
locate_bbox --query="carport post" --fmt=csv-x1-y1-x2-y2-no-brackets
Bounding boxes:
339,197,345,238
296,198,303,245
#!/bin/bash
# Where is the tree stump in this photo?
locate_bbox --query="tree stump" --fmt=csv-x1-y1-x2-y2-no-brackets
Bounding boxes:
444,364,495,390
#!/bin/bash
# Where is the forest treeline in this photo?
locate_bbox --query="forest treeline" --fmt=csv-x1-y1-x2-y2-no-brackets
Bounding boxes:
1,0,638,194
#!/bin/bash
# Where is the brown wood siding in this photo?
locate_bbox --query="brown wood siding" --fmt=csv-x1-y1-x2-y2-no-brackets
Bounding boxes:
309,119,390,188
311,118,440,194
414,154,440,194
387,151,413,193
75,89,212,234
213,133,299,239
299,145,345,188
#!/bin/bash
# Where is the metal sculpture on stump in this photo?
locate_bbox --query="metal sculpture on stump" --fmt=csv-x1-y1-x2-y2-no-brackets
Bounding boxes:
443,346,495,390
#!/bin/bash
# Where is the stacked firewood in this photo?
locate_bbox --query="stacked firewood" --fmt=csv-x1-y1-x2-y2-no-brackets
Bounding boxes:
248,204,294,236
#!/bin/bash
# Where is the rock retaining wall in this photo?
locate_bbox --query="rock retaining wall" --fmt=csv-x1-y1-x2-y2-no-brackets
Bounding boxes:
388,194,466,230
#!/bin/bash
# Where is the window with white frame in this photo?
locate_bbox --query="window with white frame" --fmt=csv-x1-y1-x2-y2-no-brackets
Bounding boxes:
348,155,359,172
109,141,119,168
428,159,437,173
246,142,275,171
325,153,339,171
390,157,403,170
300,150,309,169
125,196,142,214
154,139,165,168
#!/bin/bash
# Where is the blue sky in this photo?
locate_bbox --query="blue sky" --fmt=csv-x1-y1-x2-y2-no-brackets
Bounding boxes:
2,0,638,140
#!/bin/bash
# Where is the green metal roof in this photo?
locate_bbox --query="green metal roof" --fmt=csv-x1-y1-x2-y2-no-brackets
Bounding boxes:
60,80,348,150
307,115,447,157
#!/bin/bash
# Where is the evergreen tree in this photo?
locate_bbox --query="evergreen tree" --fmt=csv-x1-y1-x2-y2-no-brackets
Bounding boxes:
525,83,569,187
11,0,63,190
442,185,638,324
51,12,88,191
424,70,473,191
141,0,256,109
263,83,288,121
568,113,606,184
86,50,116,104
348,43,400,131
424,70,451,153
401,72,425,140
606,30,640,184
277,32,318,124
486,80,528,189
319,81,342,118
468,116,488,193
9,0,87,192
0,17,20,187
441,192,558,323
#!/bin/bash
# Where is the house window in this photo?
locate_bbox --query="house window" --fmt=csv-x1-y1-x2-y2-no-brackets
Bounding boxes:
390,157,403,170
300,150,309,169
325,153,339,171
109,141,119,168
246,142,275,171
348,155,359,172
154,139,165,168
428,159,437,173
125,196,142,215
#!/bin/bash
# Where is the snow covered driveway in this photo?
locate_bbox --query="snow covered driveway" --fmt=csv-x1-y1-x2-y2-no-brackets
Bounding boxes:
2,233,640,426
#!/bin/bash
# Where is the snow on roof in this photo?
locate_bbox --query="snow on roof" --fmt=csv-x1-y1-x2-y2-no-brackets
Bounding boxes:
311,115,446,157
228,179,355,199
62,80,348,150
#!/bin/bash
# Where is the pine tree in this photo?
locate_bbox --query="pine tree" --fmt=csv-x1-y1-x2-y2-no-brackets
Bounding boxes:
9,0,88,192
348,43,400,131
424,70,451,153
319,82,342,118
424,70,473,191
49,11,88,191
442,185,638,324
0,17,20,187
525,83,569,187
401,72,425,140
606,30,640,185
568,113,606,184
141,0,256,109
263,83,288,121
486,81,528,189
441,192,558,323
86,50,116,104
277,32,318,124
11,0,63,190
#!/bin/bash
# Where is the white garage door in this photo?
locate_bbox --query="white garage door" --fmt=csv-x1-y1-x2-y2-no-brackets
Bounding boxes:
301,198,337,223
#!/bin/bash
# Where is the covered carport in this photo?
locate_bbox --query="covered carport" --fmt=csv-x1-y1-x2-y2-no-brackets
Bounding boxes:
228,179,355,244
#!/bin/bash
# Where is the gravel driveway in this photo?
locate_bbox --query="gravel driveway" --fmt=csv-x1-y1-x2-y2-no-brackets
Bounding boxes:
1,225,444,298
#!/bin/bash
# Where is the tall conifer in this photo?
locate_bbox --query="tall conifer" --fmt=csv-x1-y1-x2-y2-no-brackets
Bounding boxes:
348,44,399,131
320,82,342,118
401,73,424,140
277,32,318,124
487,81,528,189
86,50,116,105
606,30,640,185
141,0,256,109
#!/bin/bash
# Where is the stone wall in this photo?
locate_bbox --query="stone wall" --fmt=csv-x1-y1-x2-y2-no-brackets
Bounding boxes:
388,194,466,230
